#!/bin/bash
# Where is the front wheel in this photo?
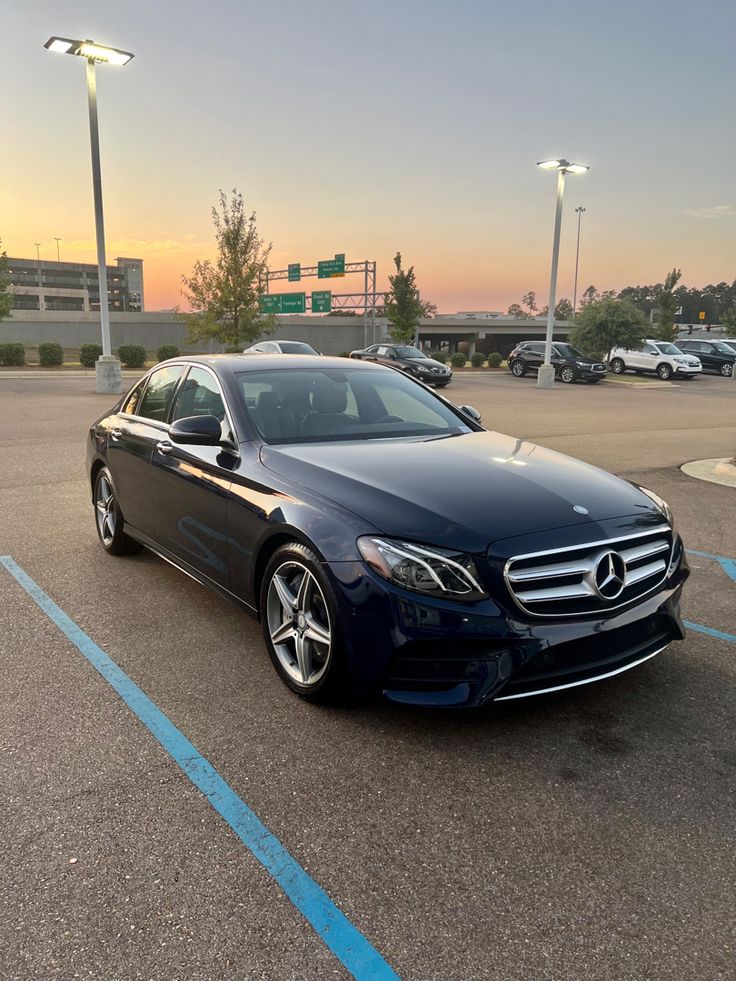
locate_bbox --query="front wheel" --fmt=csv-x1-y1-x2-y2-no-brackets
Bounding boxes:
657,363,673,380
559,364,576,384
511,359,527,377
261,543,349,703
93,467,143,556
610,358,625,374
721,363,733,377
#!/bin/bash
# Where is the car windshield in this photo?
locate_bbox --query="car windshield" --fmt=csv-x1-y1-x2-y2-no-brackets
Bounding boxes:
722,341,736,353
236,366,473,444
655,343,681,355
554,344,585,358
393,346,428,359
279,342,318,355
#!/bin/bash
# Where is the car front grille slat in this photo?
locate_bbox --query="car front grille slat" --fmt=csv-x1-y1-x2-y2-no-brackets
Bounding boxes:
502,525,673,618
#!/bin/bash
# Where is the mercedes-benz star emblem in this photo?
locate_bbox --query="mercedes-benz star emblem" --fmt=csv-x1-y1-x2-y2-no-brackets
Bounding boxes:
594,550,626,599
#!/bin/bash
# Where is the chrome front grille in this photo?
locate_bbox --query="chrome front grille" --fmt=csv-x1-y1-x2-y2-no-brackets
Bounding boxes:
503,526,673,617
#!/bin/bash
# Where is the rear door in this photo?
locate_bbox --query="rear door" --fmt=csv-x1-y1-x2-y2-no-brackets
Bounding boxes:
150,365,235,589
522,342,545,371
107,365,186,538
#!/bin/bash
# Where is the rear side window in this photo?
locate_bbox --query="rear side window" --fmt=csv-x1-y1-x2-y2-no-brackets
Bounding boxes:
171,366,226,422
137,365,185,421
121,380,146,416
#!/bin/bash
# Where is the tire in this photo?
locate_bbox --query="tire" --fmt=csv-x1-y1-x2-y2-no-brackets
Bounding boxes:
610,358,625,374
93,466,143,556
560,364,576,384
260,542,349,703
511,359,527,377
721,363,733,377
657,363,673,380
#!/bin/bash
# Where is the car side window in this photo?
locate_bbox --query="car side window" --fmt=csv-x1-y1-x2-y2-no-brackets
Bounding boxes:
121,379,146,416
377,346,392,356
171,366,226,423
642,345,657,355
135,366,185,422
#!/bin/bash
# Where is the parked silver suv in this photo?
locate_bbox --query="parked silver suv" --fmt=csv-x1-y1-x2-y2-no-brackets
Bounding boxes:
608,340,702,380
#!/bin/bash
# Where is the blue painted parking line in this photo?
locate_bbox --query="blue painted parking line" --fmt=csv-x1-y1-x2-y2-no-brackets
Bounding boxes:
0,555,400,981
685,548,736,584
684,621,736,644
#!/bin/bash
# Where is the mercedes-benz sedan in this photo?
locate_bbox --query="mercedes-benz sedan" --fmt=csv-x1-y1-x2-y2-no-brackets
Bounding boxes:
87,355,689,707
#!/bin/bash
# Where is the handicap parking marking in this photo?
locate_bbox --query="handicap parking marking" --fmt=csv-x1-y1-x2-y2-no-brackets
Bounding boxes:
684,621,736,644
685,548,736,585
0,555,401,981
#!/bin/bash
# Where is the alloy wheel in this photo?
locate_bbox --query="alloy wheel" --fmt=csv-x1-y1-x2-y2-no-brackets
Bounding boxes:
658,364,673,380
721,363,733,376
512,360,526,377
95,474,116,546
266,561,332,687
560,365,575,384
610,359,625,374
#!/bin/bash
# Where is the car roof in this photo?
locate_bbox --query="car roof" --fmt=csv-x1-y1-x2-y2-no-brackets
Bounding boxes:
159,353,375,373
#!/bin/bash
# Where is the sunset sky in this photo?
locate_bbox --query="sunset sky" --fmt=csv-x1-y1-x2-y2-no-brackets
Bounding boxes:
4,0,736,313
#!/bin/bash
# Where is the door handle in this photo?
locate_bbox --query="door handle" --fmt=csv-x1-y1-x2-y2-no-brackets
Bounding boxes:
156,440,173,455
110,427,123,441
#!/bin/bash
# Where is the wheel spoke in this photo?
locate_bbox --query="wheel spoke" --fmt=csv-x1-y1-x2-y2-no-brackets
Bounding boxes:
303,613,330,648
272,573,297,613
295,569,312,611
96,501,106,515
295,632,312,684
271,619,295,646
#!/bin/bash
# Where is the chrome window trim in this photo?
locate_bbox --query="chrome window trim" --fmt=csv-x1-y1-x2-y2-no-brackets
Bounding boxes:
501,524,674,619
494,645,668,700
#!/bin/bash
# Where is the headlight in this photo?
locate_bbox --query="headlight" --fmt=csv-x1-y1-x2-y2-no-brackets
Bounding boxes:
638,487,675,530
357,537,488,601
575,361,587,367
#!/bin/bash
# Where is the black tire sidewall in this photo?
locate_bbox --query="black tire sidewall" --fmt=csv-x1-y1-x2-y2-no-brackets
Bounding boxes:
260,542,348,702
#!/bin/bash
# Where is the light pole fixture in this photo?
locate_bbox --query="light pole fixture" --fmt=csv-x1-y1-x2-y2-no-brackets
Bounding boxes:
54,237,61,261
44,36,134,394
535,159,589,388
34,243,41,261
572,207,586,316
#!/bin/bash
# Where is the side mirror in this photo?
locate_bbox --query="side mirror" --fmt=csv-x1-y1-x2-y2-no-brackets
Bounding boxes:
169,414,222,445
458,404,481,422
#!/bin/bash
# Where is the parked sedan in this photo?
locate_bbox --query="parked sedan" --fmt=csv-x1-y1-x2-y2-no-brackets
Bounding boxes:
244,340,320,355
87,355,688,708
350,344,452,386
508,341,607,383
675,339,735,376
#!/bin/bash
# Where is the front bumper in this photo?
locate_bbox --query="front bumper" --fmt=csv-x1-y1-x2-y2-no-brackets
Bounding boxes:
417,370,452,384
577,366,608,379
326,535,689,708
675,364,702,375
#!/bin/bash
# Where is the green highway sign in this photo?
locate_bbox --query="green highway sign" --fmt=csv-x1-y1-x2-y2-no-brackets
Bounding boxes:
318,256,345,279
258,292,306,314
311,290,332,313
288,263,301,282
334,253,345,262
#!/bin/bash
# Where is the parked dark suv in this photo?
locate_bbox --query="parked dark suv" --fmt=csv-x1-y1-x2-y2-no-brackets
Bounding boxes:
350,344,452,387
508,341,607,384
675,339,735,376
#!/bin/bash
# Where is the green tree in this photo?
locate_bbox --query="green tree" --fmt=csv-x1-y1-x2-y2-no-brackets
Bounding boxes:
719,305,736,332
540,298,574,320
179,190,275,347
0,240,12,321
521,291,538,316
384,252,433,343
507,303,526,318
653,268,682,341
580,285,599,307
570,296,647,362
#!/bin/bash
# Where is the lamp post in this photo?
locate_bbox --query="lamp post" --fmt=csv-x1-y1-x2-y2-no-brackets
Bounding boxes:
44,37,134,394
35,243,41,261
536,159,589,389
572,207,586,316
54,237,61,261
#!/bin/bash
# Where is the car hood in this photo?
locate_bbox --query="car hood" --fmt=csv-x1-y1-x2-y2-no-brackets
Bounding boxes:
404,357,449,369
260,431,662,553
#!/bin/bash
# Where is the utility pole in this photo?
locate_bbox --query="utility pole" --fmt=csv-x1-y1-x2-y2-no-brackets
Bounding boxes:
573,207,586,315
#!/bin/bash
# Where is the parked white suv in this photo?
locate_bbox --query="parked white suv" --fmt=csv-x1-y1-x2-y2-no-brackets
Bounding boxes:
608,340,702,381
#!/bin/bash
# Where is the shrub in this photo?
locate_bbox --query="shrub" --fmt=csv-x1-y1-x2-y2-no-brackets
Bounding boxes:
431,350,448,364
450,352,467,368
338,351,351,358
38,342,64,366
79,343,102,367
0,342,25,366
116,344,147,368
156,344,180,362
487,351,503,368
470,352,485,367
225,346,243,353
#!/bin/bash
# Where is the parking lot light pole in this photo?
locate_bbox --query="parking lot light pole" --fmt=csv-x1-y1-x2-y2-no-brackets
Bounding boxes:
44,37,134,394
536,159,589,389
572,206,586,315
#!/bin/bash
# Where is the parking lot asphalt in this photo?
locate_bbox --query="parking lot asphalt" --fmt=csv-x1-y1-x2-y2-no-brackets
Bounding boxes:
1,371,734,981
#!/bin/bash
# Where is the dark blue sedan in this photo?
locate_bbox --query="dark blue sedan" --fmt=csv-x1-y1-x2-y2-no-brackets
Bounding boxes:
87,355,689,707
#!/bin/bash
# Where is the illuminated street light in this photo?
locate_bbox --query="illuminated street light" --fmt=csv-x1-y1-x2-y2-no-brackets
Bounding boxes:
44,36,134,393
536,159,589,389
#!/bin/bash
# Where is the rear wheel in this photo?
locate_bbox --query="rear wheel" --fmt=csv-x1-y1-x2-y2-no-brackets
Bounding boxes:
93,467,143,556
610,358,625,374
721,362,733,377
511,359,527,377
657,363,673,380
560,364,576,384
261,543,349,703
